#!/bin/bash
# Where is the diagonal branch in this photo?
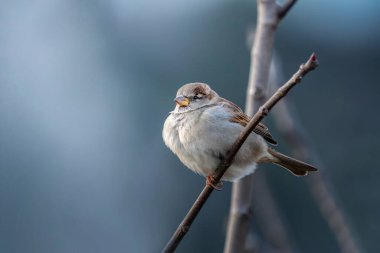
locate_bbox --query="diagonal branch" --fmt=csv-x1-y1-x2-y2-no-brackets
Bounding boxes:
278,0,298,20
162,53,319,253
271,84,362,253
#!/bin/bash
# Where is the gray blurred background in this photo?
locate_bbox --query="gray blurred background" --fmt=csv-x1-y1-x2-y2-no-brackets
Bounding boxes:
1,0,379,252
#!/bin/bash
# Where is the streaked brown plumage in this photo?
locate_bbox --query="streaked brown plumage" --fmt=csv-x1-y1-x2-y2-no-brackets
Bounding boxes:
163,82,317,181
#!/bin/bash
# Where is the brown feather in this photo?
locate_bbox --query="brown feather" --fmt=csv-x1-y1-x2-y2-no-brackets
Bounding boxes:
193,86,207,96
267,148,317,176
218,98,277,145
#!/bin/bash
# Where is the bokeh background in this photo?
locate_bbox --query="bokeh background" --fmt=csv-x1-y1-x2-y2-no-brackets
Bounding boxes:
1,0,379,252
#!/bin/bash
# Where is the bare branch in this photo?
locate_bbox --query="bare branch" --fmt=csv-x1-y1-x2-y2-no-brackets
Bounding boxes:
278,0,298,20
251,174,294,253
225,0,300,251
309,173,361,253
162,54,319,253
246,56,296,253
271,85,362,253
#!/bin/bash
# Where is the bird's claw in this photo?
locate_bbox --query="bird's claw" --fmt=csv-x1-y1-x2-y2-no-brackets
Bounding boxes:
206,175,223,191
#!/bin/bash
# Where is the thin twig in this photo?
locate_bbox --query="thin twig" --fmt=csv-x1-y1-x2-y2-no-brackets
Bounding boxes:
225,0,298,252
270,80,362,253
278,0,298,20
162,53,319,253
309,172,361,253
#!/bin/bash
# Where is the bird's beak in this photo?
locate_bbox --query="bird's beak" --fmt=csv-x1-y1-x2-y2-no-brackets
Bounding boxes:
174,96,190,107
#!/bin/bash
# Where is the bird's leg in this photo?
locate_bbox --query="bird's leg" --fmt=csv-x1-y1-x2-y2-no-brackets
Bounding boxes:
206,175,223,190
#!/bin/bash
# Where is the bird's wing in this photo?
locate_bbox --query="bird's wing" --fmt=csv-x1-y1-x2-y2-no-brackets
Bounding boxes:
218,98,278,145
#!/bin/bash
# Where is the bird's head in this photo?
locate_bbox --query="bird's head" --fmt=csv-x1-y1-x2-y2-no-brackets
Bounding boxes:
173,82,219,112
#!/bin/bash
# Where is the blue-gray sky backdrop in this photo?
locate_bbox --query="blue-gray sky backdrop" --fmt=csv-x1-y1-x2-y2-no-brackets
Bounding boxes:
1,0,379,252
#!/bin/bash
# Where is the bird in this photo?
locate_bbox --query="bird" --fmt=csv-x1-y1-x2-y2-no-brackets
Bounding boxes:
162,82,317,187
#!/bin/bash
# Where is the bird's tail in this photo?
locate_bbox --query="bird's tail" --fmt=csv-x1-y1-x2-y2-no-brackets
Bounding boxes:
267,148,317,176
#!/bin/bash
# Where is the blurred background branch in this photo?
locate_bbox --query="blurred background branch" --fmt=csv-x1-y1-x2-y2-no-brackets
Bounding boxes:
225,1,299,252
269,57,362,253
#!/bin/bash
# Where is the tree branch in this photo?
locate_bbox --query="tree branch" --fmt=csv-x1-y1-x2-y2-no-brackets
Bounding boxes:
225,0,299,252
162,53,319,253
251,173,294,253
278,0,298,20
270,81,362,253
248,58,294,253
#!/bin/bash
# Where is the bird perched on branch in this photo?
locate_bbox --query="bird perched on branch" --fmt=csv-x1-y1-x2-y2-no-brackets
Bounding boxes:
163,82,317,187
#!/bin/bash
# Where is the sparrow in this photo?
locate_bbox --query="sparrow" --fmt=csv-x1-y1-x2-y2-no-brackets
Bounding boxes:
163,82,317,186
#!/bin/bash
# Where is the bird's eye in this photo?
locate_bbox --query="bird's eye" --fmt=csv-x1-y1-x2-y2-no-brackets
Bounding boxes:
193,95,202,100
